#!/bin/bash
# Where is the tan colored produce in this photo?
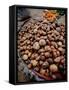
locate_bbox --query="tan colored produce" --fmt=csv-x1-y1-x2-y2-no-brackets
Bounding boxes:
31,60,38,67
45,52,50,58
28,64,32,69
54,57,61,63
22,54,28,60
40,69,46,75
39,39,46,46
49,64,58,72
45,46,51,52
33,42,40,50
42,61,49,69
57,41,62,46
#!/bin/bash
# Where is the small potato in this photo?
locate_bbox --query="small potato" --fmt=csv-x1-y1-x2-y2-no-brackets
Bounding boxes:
49,64,58,72
51,41,58,48
40,55,45,60
52,74,56,79
42,61,49,69
45,52,50,58
51,46,55,49
53,30,59,35
33,42,40,50
40,69,46,75
27,40,30,44
61,59,65,64
57,41,62,46
34,67,39,71
40,52,44,56
25,50,29,54
59,36,63,41
38,48,45,53
22,54,28,60
22,46,27,50
47,58,53,64
36,56,40,60
28,64,32,69
56,51,60,56
39,60,43,65
45,46,51,52
52,51,57,58
59,64,64,70
28,52,32,57
31,60,38,66
31,54,35,59
58,47,63,52
21,37,26,41
33,29,38,34
36,37,40,41
56,27,61,32
54,57,61,63
39,39,46,46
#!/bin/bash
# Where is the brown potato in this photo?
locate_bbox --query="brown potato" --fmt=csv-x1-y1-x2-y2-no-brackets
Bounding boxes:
49,64,58,72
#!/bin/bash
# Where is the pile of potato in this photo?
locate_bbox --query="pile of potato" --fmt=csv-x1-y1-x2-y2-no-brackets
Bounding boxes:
18,14,65,80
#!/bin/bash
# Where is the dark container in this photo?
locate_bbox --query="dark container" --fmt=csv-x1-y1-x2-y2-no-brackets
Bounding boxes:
9,5,67,85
